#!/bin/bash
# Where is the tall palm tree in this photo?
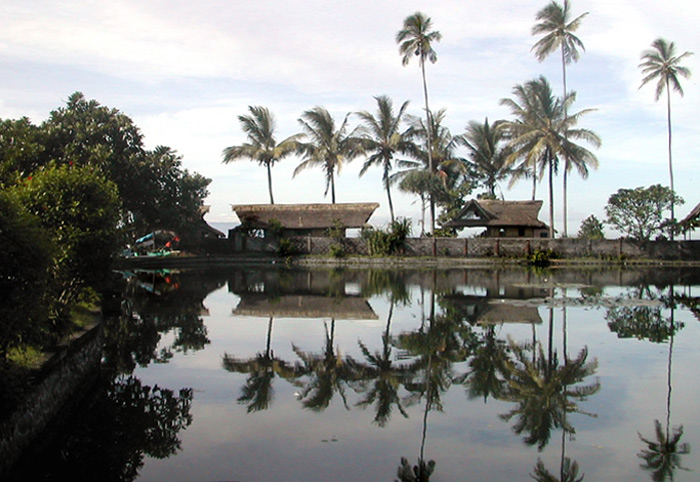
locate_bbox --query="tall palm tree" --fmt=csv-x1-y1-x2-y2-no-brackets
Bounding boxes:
294,106,364,204
639,38,693,240
222,106,302,204
394,110,464,234
357,95,412,222
532,0,589,237
397,12,442,234
500,77,600,238
457,118,513,199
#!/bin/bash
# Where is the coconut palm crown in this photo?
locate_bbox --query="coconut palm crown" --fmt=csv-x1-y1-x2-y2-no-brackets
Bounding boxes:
532,0,589,237
356,95,413,222
639,38,693,239
222,106,302,204
396,11,442,234
294,106,364,204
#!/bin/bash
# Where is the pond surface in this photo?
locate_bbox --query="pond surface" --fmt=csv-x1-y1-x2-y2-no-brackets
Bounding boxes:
15,266,700,481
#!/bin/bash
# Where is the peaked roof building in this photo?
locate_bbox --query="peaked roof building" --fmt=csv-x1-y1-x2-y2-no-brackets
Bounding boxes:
444,199,549,238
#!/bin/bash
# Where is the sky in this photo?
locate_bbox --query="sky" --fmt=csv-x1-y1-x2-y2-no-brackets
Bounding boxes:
1,0,698,237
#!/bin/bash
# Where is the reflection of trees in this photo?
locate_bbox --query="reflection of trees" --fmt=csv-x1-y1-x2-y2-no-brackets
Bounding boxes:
606,287,684,343
455,325,508,403
637,286,691,481
355,301,411,426
530,457,583,482
104,270,220,376
292,319,363,411
17,375,193,482
638,420,690,481
499,338,599,451
222,317,298,412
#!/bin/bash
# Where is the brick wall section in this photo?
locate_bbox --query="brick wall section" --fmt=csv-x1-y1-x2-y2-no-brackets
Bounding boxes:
0,319,103,477
208,235,700,261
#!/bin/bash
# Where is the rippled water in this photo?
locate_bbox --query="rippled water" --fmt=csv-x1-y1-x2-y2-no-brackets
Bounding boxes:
15,266,700,481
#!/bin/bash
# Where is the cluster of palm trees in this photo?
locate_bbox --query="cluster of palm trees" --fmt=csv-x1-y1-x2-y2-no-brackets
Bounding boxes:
223,2,691,239
222,279,602,480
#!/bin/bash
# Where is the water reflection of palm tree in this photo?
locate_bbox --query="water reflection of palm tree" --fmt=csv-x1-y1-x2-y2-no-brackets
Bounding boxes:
222,317,297,412
292,319,362,411
499,336,599,451
455,324,508,403
355,300,411,426
637,285,691,481
530,457,583,482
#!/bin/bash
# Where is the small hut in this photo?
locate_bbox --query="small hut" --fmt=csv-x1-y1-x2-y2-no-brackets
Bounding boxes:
680,202,700,239
232,203,379,238
444,199,549,238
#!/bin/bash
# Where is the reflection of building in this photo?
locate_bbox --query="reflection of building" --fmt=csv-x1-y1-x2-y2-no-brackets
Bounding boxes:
232,203,379,237
234,295,377,320
442,293,543,325
444,199,549,238
229,268,377,320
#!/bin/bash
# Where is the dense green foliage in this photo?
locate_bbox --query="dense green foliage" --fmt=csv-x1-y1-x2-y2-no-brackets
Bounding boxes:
605,185,684,241
577,214,605,239
0,191,54,354
362,218,411,256
1,92,210,239
0,93,210,358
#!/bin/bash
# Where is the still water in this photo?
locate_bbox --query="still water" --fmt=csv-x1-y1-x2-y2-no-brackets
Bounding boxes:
21,266,700,481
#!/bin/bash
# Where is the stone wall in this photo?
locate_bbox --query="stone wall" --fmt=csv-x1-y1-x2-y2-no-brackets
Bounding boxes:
0,319,103,477
205,233,700,261
286,237,700,261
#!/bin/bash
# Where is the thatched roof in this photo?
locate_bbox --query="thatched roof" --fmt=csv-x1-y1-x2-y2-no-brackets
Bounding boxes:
445,199,547,228
232,203,379,229
233,294,378,320
680,202,700,230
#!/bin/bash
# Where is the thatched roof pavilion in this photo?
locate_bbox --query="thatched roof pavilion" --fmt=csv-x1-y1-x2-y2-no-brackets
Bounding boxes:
232,203,379,237
444,199,549,238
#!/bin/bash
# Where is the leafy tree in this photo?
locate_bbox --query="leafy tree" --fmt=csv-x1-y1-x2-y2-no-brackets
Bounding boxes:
294,106,364,204
11,164,121,317
0,191,54,355
222,106,302,204
639,39,693,239
39,92,210,239
500,76,600,237
357,95,413,222
397,12,442,234
0,117,46,186
532,0,589,237
577,214,604,239
456,118,512,199
605,185,684,241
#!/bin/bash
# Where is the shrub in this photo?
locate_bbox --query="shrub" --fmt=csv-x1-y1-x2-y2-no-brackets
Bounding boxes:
528,249,556,267
362,217,412,256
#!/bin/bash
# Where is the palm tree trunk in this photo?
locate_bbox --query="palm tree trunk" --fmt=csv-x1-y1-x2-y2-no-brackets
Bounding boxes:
666,79,675,241
330,170,336,204
531,162,537,201
561,46,569,238
385,177,395,223
266,162,275,204
548,156,555,238
420,58,435,235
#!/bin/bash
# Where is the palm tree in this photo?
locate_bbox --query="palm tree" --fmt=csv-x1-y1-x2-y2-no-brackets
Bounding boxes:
397,12,442,234
457,118,513,199
294,106,364,204
500,77,600,238
222,106,302,204
357,95,412,222
394,110,464,234
639,38,693,240
532,0,589,237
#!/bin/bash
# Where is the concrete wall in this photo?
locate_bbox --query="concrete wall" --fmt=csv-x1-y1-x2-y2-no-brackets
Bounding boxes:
205,234,700,261
0,320,103,477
